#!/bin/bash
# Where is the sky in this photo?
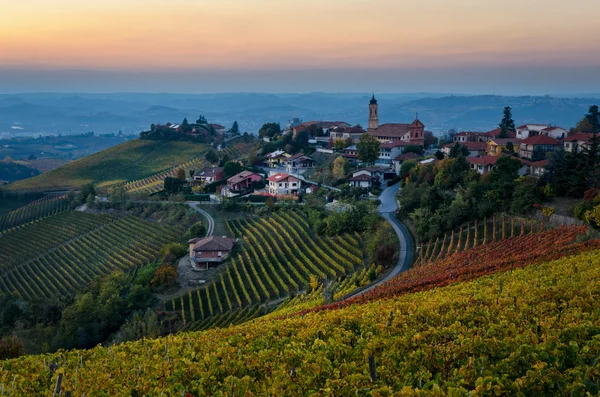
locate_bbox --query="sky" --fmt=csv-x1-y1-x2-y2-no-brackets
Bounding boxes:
1,0,599,94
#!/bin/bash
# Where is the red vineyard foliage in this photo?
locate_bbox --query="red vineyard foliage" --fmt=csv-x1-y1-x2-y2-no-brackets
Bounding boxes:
296,225,600,316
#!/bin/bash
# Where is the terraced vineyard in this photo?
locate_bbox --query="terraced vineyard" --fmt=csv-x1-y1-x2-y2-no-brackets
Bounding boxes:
167,211,365,330
0,211,181,299
123,157,207,194
0,195,69,233
221,140,259,159
4,242,600,395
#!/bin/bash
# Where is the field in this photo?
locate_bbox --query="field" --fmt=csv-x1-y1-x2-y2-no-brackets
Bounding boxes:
6,139,209,191
2,238,600,395
0,211,181,299
165,211,366,330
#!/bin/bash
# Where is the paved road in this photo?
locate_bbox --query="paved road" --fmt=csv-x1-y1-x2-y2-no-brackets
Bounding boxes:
187,202,215,237
351,183,413,296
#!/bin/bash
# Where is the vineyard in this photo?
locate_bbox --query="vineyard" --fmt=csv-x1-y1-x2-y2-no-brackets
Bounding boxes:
415,215,542,264
7,140,209,192
0,212,181,300
165,211,365,330
3,243,600,395
298,224,600,315
0,195,69,233
113,140,258,195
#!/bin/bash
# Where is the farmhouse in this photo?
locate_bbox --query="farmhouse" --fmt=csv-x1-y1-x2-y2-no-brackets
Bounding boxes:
468,155,499,175
193,167,224,183
188,236,236,270
267,172,300,195
352,167,384,183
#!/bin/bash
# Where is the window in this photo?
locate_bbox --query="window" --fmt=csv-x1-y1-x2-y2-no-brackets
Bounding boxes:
218,251,223,257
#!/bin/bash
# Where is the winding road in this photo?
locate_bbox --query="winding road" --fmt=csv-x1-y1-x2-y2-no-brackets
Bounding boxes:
351,183,414,296
187,202,215,237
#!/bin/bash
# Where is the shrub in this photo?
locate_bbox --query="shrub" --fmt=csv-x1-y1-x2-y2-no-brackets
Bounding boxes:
150,266,178,288
186,222,206,239
160,242,187,259
0,336,25,360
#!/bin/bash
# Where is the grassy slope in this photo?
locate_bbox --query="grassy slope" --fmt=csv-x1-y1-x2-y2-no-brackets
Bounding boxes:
3,249,600,395
7,139,209,191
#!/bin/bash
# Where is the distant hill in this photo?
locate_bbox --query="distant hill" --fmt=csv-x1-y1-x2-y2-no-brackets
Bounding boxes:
7,139,209,191
0,92,598,137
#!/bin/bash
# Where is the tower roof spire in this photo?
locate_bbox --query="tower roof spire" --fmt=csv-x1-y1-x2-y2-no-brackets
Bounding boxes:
369,93,377,105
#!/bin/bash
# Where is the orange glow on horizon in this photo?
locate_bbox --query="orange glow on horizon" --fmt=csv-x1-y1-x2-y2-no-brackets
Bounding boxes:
1,0,599,71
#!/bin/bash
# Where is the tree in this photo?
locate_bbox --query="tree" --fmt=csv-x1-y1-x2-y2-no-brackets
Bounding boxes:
424,131,437,149
332,138,346,151
182,118,189,126
186,222,206,239
344,137,354,148
164,177,184,193
188,169,196,179
205,149,219,164
258,123,281,139
531,146,547,162
582,105,600,188
505,141,514,153
332,157,349,179
404,145,424,156
223,161,244,178
294,130,309,147
357,134,380,164
176,168,186,181
196,115,208,125
230,121,239,134
399,160,418,180
449,143,469,158
498,106,516,138
510,177,541,214
434,150,445,160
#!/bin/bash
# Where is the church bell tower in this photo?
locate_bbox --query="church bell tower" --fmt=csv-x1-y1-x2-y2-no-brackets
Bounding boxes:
368,94,379,130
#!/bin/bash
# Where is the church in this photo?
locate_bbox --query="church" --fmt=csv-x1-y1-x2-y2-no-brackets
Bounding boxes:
365,95,425,146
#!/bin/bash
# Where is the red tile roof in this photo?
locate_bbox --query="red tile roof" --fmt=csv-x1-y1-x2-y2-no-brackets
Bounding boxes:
190,236,236,252
393,152,419,161
467,155,499,166
228,171,261,184
348,174,375,182
529,159,549,167
444,141,487,150
267,172,298,183
380,140,408,148
564,132,593,142
520,135,560,145
368,123,411,138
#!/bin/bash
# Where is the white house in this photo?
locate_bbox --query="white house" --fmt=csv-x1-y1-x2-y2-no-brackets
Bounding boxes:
267,172,300,195
377,141,406,166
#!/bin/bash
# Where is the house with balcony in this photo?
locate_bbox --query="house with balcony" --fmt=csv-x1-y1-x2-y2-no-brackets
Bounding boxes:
188,236,236,270
267,172,300,195
285,153,314,172
348,174,377,189
264,150,290,168
225,171,262,193
377,141,406,165
519,135,560,159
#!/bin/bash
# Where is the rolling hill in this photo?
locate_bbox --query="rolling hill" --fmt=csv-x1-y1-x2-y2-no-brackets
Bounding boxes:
6,139,209,191
2,228,600,395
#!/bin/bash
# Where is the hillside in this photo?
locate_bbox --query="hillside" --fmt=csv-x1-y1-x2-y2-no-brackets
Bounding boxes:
6,139,209,191
3,228,600,395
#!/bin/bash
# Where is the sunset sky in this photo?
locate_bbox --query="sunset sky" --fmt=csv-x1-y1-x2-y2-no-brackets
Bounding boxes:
1,0,599,94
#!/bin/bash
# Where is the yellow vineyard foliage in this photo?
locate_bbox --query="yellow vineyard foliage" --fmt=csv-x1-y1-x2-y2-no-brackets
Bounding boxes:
2,250,600,395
